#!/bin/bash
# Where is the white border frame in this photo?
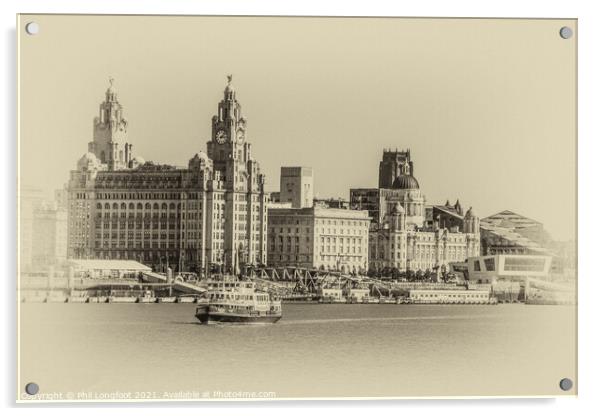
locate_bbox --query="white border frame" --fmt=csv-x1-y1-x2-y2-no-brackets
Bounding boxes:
3,1,600,414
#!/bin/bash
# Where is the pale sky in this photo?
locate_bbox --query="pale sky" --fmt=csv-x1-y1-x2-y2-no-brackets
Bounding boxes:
19,15,576,240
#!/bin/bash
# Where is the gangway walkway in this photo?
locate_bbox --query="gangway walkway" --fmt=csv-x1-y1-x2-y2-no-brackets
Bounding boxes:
140,272,206,294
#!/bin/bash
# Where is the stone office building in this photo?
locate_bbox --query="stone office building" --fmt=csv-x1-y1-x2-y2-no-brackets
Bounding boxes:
66,76,268,272
369,202,481,273
267,206,370,273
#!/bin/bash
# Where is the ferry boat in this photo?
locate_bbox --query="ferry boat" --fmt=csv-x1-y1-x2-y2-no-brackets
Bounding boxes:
195,279,282,324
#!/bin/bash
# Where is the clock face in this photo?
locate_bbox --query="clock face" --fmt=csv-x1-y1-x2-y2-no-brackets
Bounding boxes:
236,129,245,142
215,130,227,144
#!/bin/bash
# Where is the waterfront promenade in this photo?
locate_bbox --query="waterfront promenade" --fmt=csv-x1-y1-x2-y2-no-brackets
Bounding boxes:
19,273,574,305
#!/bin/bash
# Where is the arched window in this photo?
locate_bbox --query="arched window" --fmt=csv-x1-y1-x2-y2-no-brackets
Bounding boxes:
169,203,175,210
145,203,151,209
137,203,143,210
104,203,110,209
129,203,134,209
161,203,168,209
113,203,119,209
153,203,159,209
96,203,102,209
121,203,126,209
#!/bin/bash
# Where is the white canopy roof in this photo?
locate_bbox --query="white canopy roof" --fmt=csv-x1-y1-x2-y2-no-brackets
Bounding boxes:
67,259,151,271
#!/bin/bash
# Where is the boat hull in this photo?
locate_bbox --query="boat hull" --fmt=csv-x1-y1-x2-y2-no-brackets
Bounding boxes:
195,308,282,325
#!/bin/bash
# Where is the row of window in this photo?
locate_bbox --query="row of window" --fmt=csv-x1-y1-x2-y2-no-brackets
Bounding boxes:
95,241,178,249
96,232,178,239
268,254,311,262
95,192,202,200
97,213,181,219
269,218,367,227
97,202,182,210
320,245,364,254
411,293,488,299
95,223,178,229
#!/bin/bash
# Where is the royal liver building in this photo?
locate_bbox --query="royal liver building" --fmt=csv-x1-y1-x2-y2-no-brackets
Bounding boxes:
66,76,268,273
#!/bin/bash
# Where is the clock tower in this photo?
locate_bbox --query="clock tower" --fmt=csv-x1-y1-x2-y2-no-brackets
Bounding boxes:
207,75,249,168
88,78,133,171
205,75,268,271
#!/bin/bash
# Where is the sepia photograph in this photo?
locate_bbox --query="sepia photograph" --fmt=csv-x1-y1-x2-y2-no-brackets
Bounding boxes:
16,14,577,401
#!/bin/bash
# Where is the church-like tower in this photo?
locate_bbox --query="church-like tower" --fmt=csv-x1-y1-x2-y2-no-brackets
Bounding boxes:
88,78,132,170
378,149,414,189
205,75,268,270
67,76,268,272
207,75,250,180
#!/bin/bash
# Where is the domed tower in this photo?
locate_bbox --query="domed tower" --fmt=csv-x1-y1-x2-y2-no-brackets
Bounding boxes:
129,155,146,169
390,174,425,228
188,151,214,190
72,151,104,184
385,202,408,271
391,173,420,190
390,202,406,231
76,152,101,172
188,151,213,172
376,149,426,228
463,207,480,234
88,78,132,170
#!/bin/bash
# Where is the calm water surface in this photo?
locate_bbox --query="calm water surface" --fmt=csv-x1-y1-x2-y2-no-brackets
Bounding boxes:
19,303,576,398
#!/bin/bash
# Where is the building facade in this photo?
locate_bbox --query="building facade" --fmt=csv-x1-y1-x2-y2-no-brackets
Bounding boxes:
32,202,68,267
19,186,45,271
479,210,575,279
350,149,426,227
351,150,480,275
369,202,480,273
267,206,370,273
279,166,314,208
66,76,268,273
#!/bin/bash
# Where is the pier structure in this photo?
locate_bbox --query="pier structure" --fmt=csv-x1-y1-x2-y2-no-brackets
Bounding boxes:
243,265,493,302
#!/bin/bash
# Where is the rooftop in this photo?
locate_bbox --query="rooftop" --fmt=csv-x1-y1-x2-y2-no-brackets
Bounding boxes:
67,259,152,271
480,223,550,254
481,210,542,229
268,205,370,220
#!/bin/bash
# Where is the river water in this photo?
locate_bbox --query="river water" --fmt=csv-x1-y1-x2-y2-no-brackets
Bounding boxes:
19,303,576,399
